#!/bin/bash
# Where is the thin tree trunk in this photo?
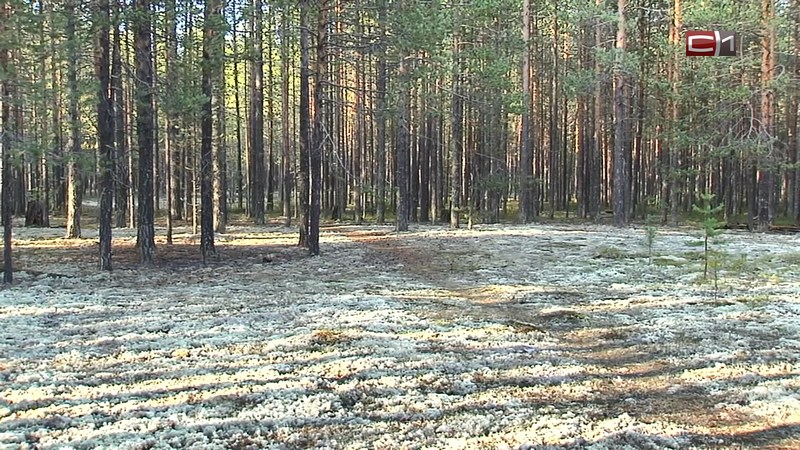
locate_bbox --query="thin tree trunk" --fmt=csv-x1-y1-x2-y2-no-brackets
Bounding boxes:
65,0,82,239
665,0,681,225
249,0,265,224
792,0,800,223
201,0,221,259
134,0,156,263
613,0,629,226
165,0,178,244
281,5,292,226
451,31,463,228
95,0,114,270
298,0,311,246
266,7,275,213
112,6,129,228
375,0,387,224
308,0,328,255
396,59,411,232
1,0,13,283
213,1,227,233
233,5,244,213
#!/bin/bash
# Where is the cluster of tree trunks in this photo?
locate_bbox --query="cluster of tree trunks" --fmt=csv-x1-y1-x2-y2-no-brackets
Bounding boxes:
0,0,799,281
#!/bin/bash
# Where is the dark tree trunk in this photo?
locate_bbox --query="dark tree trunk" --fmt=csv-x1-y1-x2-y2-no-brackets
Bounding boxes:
1,0,13,283
396,69,411,232
134,0,156,263
95,0,114,270
613,0,630,226
298,1,311,246
249,0,265,224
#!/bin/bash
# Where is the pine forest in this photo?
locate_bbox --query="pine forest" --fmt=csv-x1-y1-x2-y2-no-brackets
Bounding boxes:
1,1,799,448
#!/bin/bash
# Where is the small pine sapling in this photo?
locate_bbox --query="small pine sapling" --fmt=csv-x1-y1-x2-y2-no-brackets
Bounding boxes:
643,197,660,264
692,192,724,279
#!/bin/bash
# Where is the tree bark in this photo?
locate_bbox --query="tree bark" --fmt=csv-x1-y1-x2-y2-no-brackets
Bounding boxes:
757,0,776,232
201,0,221,259
375,0,387,224
1,0,13,283
165,0,179,243
65,0,82,239
249,0,265,224
519,0,535,223
396,58,411,232
613,0,630,226
212,0,227,233
281,5,292,226
134,0,156,263
451,31,463,229
664,0,681,225
95,0,114,270
298,1,311,246
112,5,129,228
308,0,328,255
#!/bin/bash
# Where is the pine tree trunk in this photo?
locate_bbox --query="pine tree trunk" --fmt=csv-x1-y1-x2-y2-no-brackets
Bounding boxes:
298,1,311,246
353,51,365,224
451,32,463,229
281,5,292,226
201,0,220,259
792,0,800,223
232,7,244,213
95,0,114,270
374,0,387,225
519,0,534,223
613,0,629,226
249,0,265,224
758,0,776,232
134,0,156,263
213,2,227,233
166,0,179,239
65,0,82,239
308,0,328,255
112,7,129,228
396,60,411,232
1,0,13,283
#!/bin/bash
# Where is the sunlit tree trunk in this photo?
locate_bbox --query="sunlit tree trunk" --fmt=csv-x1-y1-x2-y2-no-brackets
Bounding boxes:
757,0,776,232
65,0,82,239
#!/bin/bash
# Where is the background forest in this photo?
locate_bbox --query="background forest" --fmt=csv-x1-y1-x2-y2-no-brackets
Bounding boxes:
0,0,799,276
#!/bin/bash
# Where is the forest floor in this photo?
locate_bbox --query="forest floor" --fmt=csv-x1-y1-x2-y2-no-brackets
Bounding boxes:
1,220,799,450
